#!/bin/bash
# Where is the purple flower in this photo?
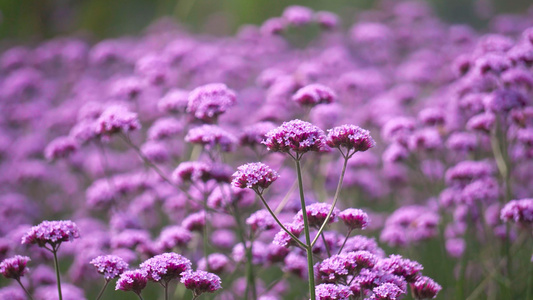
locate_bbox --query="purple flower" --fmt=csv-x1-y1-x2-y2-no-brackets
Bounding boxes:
411,276,442,299
148,117,183,141
90,255,129,280
263,119,326,154
180,270,222,296
0,286,26,300
44,136,78,161
445,160,493,185
115,269,148,295
317,254,355,282
261,18,286,35
158,88,189,114
232,162,279,192
314,283,353,300
372,282,404,300
140,253,192,283
283,252,308,279
296,203,339,228
22,220,80,248
315,11,339,29
141,141,170,163
185,125,237,152
292,84,336,107
273,221,304,248
446,132,477,152
466,113,495,134
326,125,376,153
172,161,212,184
240,122,277,148
378,255,423,283
198,253,231,274
500,199,533,224
246,209,276,233
95,105,141,136
0,255,30,280
156,226,193,251
182,211,206,232
282,5,313,26
187,83,236,122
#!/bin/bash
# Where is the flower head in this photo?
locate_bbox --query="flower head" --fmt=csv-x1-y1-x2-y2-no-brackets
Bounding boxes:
140,252,192,283
115,269,148,295
0,255,30,280
263,119,326,154
500,199,533,224
95,105,140,136
292,84,336,107
44,136,79,161
314,283,353,300
22,220,80,248
411,276,442,299
326,125,375,153
372,282,404,300
232,162,279,192
185,125,237,152
187,83,236,122
90,255,129,280
180,270,222,296
339,208,370,230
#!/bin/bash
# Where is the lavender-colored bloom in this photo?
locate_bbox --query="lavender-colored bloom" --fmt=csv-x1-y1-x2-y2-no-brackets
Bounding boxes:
314,283,353,300
466,113,495,133
182,211,206,232
292,84,336,107
148,117,183,141
110,76,144,100
232,162,279,191
140,252,192,283
180,270,222,295
36,283,87,300
95,105,140,136
283,252,308,279
198,253,231,274
339,208,369,230
157,226,193,251
282,6,313,26
187,83,236,122
381,117,416,145
418,108,445,126
315,11,339,29
86,179,116,210
296,203,339,228
273,221,304,248
115,269,148,294
326,125,375,153
446,132,477,152
240,122,277,148
22,220,80,247
317,254,356,282
0,285,26,300
246,209,276,232
90,255,129,280
185,125,237,152
411,276,442,299
445,160,493,184
44,136,78,161
263,119,326,154
372,282,404,300
500,199,533,223
232,241,268,265
378,255,423,283
261,18,286,35
158,88,189,114
0,255,30,280
172,161,212,184
141,141,170,163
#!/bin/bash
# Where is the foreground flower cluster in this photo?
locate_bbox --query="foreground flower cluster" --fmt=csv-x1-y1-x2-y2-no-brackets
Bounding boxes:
1,1,533,299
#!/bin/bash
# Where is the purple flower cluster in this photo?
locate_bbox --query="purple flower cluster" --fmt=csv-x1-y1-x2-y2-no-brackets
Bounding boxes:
187,83,236,123
0,255,30,280
22,220,80,248
326,125,376,153
180,270,222,296
263,119,326,154
139,252,192,283
90,254,129,280
232,162,279,191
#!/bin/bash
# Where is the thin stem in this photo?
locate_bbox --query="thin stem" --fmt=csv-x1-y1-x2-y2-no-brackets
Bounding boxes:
256,192,308,249
165,283,169,300
95,279,110,300
232,204,257,300
312,154,350,247
16,279,34,300
137,293,145,300
295,157,316,300
52,247,63,300
320,232,331,258
337,229,353,255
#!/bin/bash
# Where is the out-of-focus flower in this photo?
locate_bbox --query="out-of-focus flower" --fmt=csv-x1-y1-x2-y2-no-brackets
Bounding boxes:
90,255,129,280
0,255,30,280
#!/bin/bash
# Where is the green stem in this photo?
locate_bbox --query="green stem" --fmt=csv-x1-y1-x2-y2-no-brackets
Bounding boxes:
232,204,257,300
256,192,308,249
95,279,109,300
337,229,353,255
52,247,63,300
295,157,316,300
165,283,169,300
311,154,350,246
16,279,34,300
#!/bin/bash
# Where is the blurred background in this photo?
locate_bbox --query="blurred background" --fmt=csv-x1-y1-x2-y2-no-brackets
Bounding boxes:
0,0,532,42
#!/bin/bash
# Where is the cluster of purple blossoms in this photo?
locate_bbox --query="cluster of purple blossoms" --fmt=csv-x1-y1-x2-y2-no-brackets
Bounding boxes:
95,105,141,136
185,124,237,152
22,220,80,248
231,162,279,192
139,252,192,283
326,125,376,154
115,269,148,295
90,255,129,280
180,270,222,296
292,84,337,107
500,198,533,223
187,83,236,123
0,255,30,280
263,119,326,154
